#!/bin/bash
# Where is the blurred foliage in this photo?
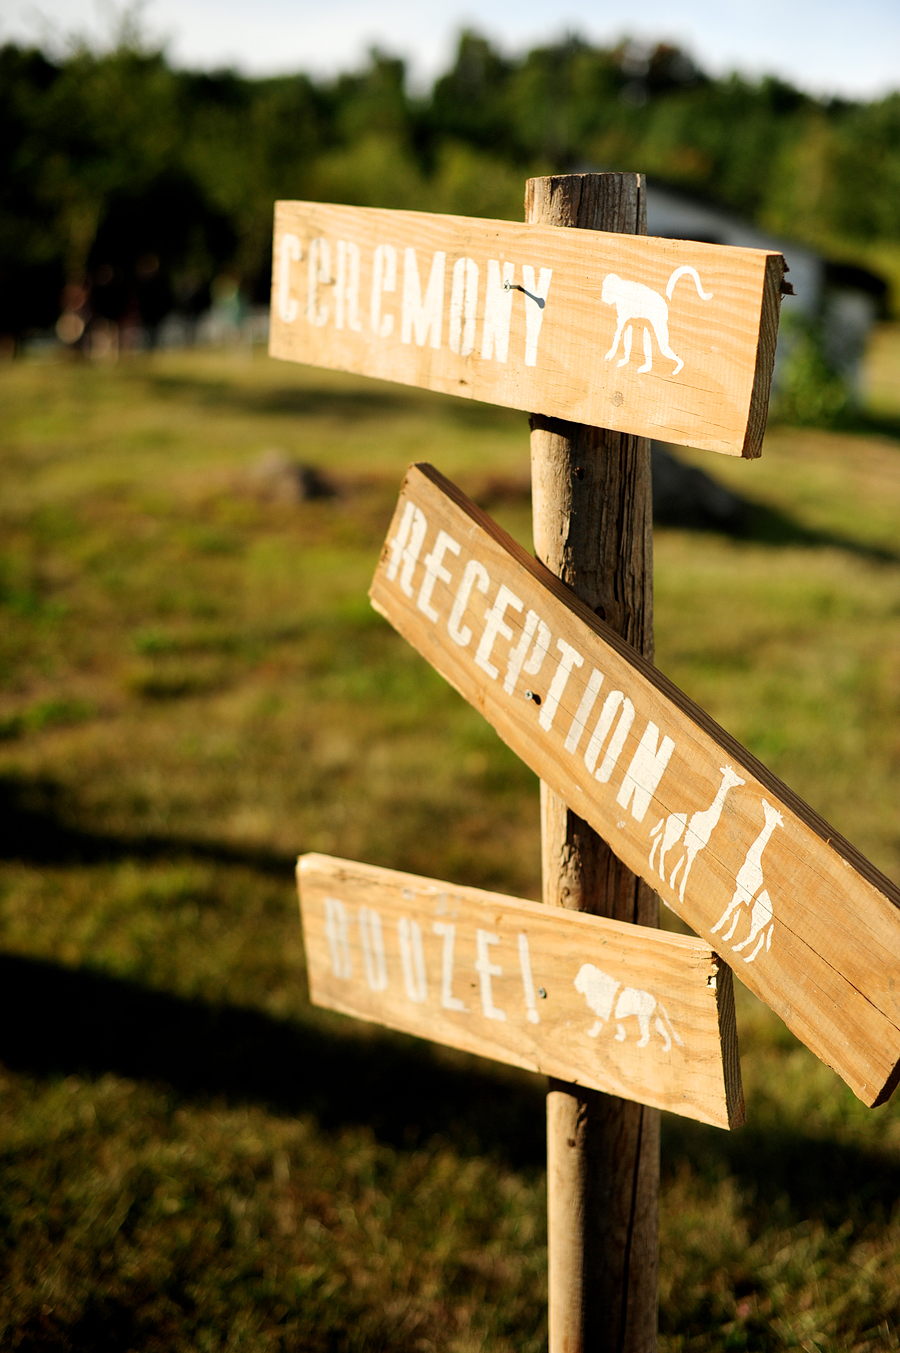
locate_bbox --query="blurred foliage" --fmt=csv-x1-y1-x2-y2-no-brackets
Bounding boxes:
771,311,853,427
1,28,900,337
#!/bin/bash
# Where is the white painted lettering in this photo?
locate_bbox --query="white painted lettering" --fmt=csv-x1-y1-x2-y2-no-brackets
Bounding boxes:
584,690,635,782
433,922,467,1011
475,930,506,1021
306,237,331,327
448,559,490,647
398,915,427,1002
481,260,514,362
521,265,553,366
449,257,479,356
370,244,397,338
359,907,388,991
475,583,523,680
504,609,551,695
399,508,428,596
539,639,584,731
324,896,352,979
386,501,414,581
385,502,428,596
417,529,461,622
616,722,676,822
517,932,540,1025
277,232,302,323
565,668,604,753
335,239,362,332
402,248,446,349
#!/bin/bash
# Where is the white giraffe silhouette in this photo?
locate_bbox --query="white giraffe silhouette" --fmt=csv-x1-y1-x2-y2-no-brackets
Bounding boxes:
711,799,782,963
648,765,745,903
601,265,713,376
731,888,775,963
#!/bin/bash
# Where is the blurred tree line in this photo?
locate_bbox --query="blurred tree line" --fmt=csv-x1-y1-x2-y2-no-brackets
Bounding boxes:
2,29,899,341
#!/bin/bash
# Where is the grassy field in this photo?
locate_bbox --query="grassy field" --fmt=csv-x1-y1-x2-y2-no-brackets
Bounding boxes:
1,333,900,1351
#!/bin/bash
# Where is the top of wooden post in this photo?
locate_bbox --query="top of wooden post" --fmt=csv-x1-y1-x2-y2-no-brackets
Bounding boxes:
525,171,647,236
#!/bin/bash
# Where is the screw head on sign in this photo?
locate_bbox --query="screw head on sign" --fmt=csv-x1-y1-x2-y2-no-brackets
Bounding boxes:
537,987,547,999
524,690,542,704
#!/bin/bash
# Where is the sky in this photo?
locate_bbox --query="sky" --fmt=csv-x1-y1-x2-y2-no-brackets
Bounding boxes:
3,0,900,101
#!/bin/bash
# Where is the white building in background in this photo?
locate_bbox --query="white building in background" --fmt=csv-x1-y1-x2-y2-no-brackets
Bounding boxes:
645,181,887,394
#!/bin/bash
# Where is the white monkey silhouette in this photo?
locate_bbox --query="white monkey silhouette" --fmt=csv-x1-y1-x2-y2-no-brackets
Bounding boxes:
601,265,713,376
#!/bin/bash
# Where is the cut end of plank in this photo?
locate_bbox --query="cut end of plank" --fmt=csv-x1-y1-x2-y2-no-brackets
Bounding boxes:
741,253,788,459
868,1056,900,1109
712,958,746,1129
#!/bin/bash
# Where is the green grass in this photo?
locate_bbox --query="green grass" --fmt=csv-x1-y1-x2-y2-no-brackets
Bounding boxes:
1,341,900,1349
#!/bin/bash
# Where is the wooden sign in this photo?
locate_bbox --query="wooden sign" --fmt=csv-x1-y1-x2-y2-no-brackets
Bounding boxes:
369,464,900,1108
269,201,784,459
298,853,744,1129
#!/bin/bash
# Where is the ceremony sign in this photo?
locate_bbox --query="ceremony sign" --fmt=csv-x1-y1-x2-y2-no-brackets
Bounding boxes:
369,463,900,1108
269,201,785,458
298,853,744,1129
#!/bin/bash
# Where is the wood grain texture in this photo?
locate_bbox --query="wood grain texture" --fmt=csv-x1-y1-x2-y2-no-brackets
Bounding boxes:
369,464,900,1107
297,853,743,1129
268,199,785,457
546,1086,659,1353
528,170,659,1353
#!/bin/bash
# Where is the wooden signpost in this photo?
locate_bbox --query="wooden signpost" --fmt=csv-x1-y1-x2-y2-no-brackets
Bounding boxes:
526,174,659,1352
369,462,900,1108
270,172,897,1351
269,200,785,458
298,853,744,1129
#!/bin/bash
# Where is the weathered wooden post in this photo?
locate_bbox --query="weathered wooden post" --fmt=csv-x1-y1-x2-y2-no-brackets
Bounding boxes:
527,172,658,1353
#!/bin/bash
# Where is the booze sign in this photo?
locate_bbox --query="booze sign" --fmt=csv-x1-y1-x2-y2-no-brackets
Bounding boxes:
298,853,744,1129
269,201,785,458
370,463,900,1108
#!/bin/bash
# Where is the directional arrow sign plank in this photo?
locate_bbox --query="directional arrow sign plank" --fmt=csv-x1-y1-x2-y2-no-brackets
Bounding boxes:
269,202,785,458
370,465,900,1107
298,853,744,1129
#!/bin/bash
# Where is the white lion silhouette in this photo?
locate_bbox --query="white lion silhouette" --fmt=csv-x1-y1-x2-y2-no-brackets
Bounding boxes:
574,963,683,1052
601,265,713,376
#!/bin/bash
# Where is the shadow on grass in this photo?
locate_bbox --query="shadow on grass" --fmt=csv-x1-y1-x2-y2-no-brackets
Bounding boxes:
147,370,523,429
149,371,411,421
466,470,900,562
652,444,900,559
836,409,900,443
661,1112,900,1232
0,951,547,1171
738,500,900,561
1,949,898,1229
767,410,900,444
3,775,899,1223
0,772,293,877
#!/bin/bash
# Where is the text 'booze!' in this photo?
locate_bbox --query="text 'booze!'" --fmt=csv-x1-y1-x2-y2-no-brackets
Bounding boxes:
298,853,743,1128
